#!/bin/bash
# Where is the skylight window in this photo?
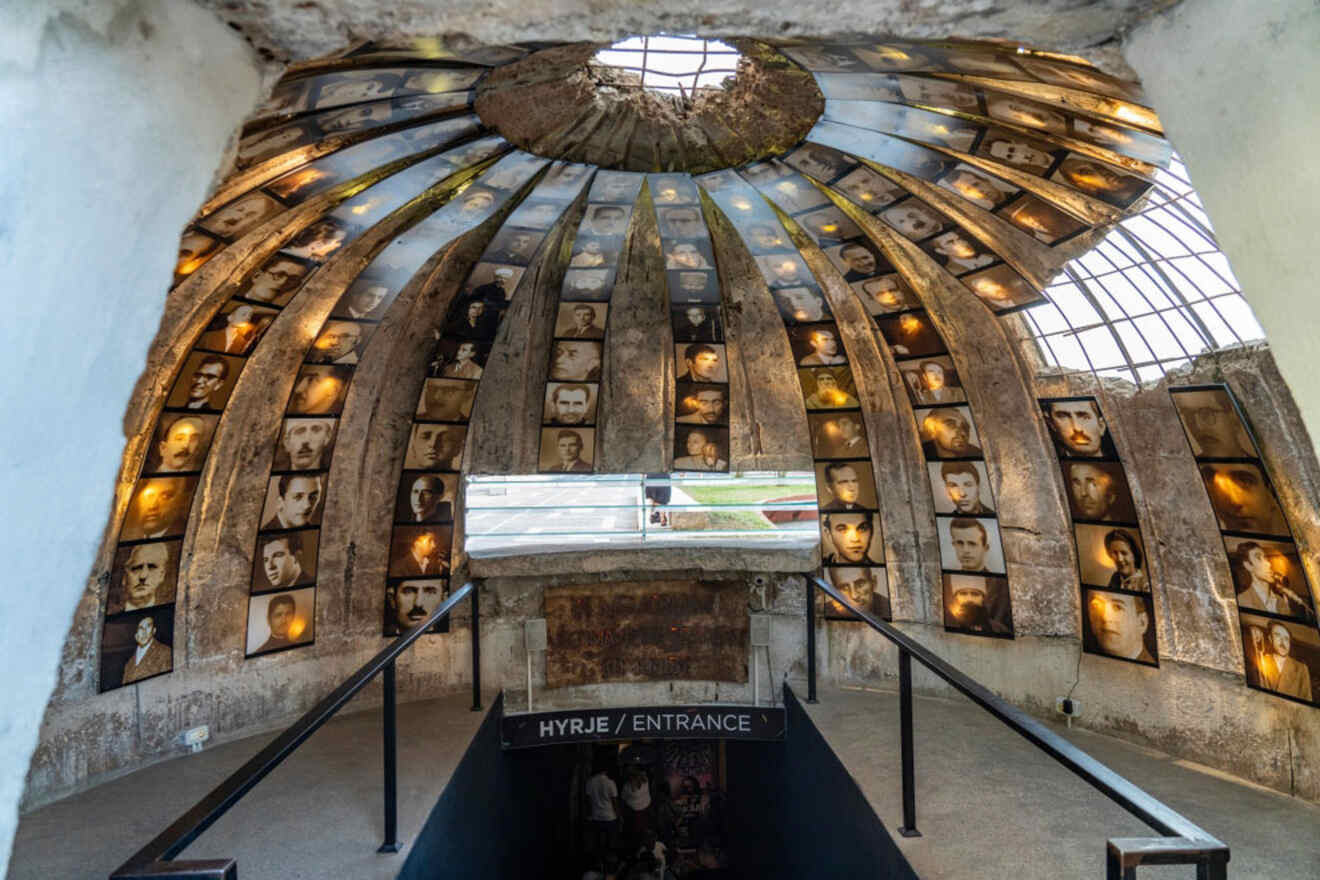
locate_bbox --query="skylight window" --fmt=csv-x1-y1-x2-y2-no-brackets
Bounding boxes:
591,35,742,96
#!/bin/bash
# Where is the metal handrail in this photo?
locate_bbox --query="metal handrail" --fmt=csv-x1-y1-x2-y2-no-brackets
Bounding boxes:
806,576,1229,880
109,580,481,880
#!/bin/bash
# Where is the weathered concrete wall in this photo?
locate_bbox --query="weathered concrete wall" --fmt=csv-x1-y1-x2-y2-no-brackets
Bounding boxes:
0,1,261,873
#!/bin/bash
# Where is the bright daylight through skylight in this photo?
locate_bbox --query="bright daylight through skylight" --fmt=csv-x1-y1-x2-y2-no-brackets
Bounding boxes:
592,35,742,95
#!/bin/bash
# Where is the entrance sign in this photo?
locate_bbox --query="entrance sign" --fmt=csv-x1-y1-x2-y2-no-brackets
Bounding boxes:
501,704,786,748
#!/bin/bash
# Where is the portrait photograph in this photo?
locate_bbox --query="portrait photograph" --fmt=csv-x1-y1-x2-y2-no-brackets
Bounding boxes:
964,264,1044,311
197,191,286,240
1199,462,1290,537
897,356,965,406
429,338,490,380
1225,536,1315,622
175,228,222,281
736,218,792,255
569,236,623,269
405,422,467,470
855,273,917,315
1040,397,1118,460
770,285,828,324
120,476,197,542
165,351,243,413
875,312,947,358
942,573,1014,637
389,525,453,578
235,254,311,307
1083,588,1159,666
143,413,218,474
650,174,700,205
1063,460,1138,523
798,366,859,410
554,302,608,340
798,206,862,247
394,472,457,524
260,472,326,531
287,364,352,415
1050,157,1148,207
550,339,604,382
236,120,314,166
274,417,338,472
809,411,871,460
676,383,729,426
331,278,395,321
197,301,279,356
666,268,721,305
820,512,885,565
544,382,599,426
589,171,645,205
936,165,1016,211
539,426,596,473
833,165,906,211
675,342,728,384
1075,523,1149,591
384,578,451,636
252,528,319,592
783,144,854,182
880,199,948,241
824,564,891,621
1169,387,1259,459
986,95,1068,136
973,128,1060,177
312,69,403,108
535,162,592,199
107,540,180,616
307,319,373,365
415,377,477,421
915,405,983,459
280,216,351,261
99,606,175,691
664,239,715,271
671,306,723,343
897,77,979,113
484,226,546,266
266,160,343,203
928,460,995,516
444,295,504,339
762,177,831,217
815,459,879,511
756,253,814,290
827,239,889,284
787,322,847,368
673,426,730,472
923,229,997,276
655,204,705,239
1238,611,1318,703
245,586,316,658
1001,196,1086,245
463,262,525,302
562,268,615,302
937,515,1006,574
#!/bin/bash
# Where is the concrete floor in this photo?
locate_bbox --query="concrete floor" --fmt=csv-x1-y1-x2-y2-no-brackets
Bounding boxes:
7,692,487,880
802,683,1320,879
11,685,1319,879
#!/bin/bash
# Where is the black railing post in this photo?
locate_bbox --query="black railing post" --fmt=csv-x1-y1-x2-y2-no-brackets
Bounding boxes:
470,582,483,711
897,647,920,837
377,659,400,854
806,577,818,703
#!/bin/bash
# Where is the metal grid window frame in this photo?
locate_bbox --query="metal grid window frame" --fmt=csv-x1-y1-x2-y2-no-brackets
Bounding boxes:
1018,154,1264,384
590,35,742,96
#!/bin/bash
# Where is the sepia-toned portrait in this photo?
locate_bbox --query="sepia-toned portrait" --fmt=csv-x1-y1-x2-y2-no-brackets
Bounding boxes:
198,301,279,356
671,306,723,343
787,323,847,367
815,460,878,511
881,199,947,240
937,516,1005,574
809,411,870,459
281,217,350,261
772,286,830,323
1063,460,1137,523
274,417,338,471
1169,387,1258,459
928,460,995,515
332,278,394,320
1001,196,1085,244
562,268,615,302
429,338,489,380
821,512,884,565
1041,397,1117,459
121,476,197,542
550,339,603,382
799,366,859,410
675,342,728,384
897,356,965,406
99,606,174,691
287,364,352,415
1075,523,1149,591
937,165,1015,211
924,229,996,275
555,302,607,339
942,573,1013,637
307,319,372,365
444,296,503,339
405,422,467,470
875,312,946,358
389,525,453,578
664,239,715,271
1199,462,1289,537
834,165,906,210
463,262,525,302
384,578,450,636
974,128,1059,176
964,264,1042,311
237,254,310,306
855,273,917,315
261,473,326,530
175,228,222,280
676,383,729,426
569,236,623,269
107,540,180,616
824,564,891,620
165,351,242,413
673,426,729,472
1225,537,1315,622
896,76,979,112
394,472,457,524
252,529,319,592
784,143,855,182
484,226,545,266
757,253,813,290
197,191,285,240
1238,611,1316,702
143,413,218,474
245,587,316,657
538,427,596,473
1083,588,1158,666
544,382,599,426
916,405,983,459
415,377,477,421
1050,157,1148,207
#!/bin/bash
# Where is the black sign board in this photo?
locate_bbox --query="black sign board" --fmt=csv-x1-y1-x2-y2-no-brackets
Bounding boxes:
501,704,787,749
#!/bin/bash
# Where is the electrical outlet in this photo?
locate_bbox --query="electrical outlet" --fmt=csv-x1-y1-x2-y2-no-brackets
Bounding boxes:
1054,697,1082,718
183,725,210,752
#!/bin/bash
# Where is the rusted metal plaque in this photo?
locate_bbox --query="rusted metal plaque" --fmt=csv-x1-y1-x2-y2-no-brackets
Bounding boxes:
545,580,748,687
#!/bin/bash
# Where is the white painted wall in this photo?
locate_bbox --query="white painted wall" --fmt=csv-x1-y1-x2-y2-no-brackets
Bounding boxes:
1125,0,1320,455
0,1,260,873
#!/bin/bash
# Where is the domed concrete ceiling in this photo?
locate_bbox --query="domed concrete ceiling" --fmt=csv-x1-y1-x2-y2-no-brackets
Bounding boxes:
99,36,1186,693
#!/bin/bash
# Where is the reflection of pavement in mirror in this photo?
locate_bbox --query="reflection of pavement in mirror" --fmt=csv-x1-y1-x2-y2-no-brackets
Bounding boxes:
465,479,818,556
